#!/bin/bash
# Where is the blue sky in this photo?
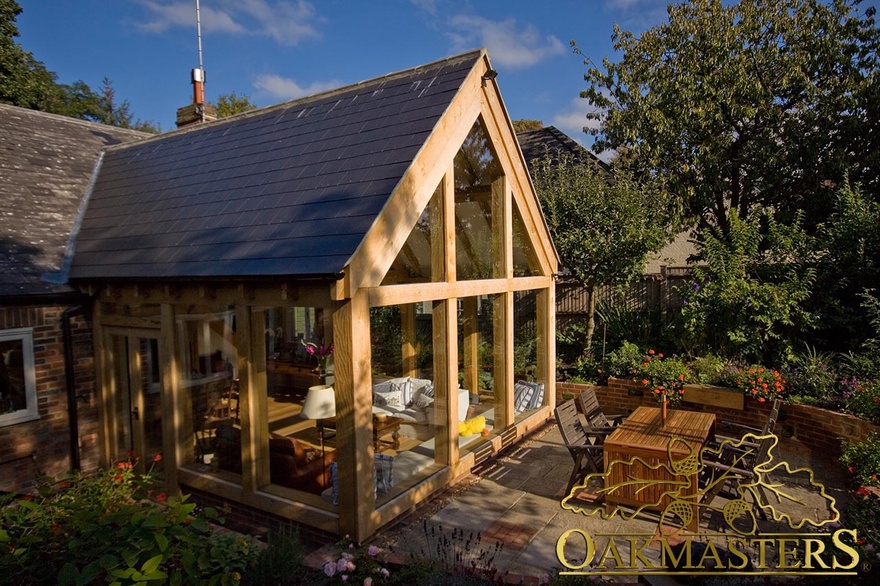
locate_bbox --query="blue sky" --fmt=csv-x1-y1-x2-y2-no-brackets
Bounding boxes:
16,0,879,148
16,0,679,145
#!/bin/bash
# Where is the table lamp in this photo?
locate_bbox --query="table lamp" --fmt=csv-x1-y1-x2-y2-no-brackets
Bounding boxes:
301,385,336,471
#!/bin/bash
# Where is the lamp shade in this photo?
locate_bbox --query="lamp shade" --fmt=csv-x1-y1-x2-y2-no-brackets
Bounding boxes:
300,385,336,419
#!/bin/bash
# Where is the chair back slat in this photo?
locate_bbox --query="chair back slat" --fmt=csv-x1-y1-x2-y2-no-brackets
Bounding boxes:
577,388,612,430
555,399,589,448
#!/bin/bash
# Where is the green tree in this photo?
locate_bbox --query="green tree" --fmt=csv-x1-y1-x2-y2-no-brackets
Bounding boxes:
811,179,880,348
94,77,159,132
531,151,675,354
678,209,815,363
577,0,880,243
1,1,158,132
512,119,543,132
213,91,258,118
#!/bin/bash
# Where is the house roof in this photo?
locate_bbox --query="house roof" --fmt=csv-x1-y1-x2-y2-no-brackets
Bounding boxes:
0,104,148,298
515,125,609,174
69,50,484,281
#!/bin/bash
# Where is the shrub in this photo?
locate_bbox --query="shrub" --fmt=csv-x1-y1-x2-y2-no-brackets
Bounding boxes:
783,345,840,407
0,458,260,585
687,355,726,385
735,365,785,403
320,536,394,585
843,378,880,424
840,433,880,489
842,490,880,581
244,528,311,585
599,340,643,381
635,349,691,407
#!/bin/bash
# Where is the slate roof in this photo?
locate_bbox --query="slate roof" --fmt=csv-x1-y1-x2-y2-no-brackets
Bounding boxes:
69,50,484,281
515,126,609,175
0,104,148,298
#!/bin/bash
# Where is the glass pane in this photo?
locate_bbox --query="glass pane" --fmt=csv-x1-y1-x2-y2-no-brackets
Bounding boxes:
455,118,503,281
0,338,27,413
178,306,239,481
263,306,335,498
514,289,545,422
513,200,542,277
370,303,440,506
382,184,443,285
458,295,498,453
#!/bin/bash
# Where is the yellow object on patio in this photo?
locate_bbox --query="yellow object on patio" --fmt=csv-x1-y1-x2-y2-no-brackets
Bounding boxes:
459,415,486,436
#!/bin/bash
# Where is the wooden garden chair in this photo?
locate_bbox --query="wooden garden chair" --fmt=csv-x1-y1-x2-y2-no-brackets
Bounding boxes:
577,387,626,435
554,399,607,496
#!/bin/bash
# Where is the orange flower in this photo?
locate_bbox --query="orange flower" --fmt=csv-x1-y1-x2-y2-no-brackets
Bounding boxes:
642,379,649,385
678,374,685,381
648,349,655,355
758,397,766,402
658,353,664,359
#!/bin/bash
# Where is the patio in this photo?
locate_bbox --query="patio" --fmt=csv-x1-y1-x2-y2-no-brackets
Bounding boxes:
368,418,852,582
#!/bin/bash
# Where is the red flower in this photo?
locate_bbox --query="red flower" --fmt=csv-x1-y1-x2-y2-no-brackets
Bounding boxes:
758,397,766,402
648,349,655,355
153,454,162,462
678,374,685,381
156,492,167,502
642,379,649,385
658,353,664,359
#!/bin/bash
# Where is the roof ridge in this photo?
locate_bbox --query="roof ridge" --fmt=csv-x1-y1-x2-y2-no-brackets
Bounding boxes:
0,102,152,139
107,48,487,151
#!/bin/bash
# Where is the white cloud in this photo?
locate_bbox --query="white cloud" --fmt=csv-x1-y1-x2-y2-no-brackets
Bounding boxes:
253,74,340,100
553,97,602,135
446,15,565,69
135,0,321,45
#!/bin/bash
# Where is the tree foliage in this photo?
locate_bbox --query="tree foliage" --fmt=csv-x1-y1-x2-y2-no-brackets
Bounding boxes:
578,0,880,242
678,209,815,363
531,151,675,353
1,0,158,132
511,119,543,132
213,91,258,118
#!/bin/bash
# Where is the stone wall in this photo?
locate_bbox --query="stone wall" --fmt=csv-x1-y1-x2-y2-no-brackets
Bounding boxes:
0,304,99,493
557,377,880,458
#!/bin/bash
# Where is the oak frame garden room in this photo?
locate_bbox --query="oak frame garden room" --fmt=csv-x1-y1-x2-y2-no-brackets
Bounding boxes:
67,50,558,542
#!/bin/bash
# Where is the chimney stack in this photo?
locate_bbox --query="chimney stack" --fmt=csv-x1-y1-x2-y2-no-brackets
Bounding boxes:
176,67,217,128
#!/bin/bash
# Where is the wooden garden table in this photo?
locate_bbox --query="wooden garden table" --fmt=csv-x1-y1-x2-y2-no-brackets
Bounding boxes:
603,406,716,531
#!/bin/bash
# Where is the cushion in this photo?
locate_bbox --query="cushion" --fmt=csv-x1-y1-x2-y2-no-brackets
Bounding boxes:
374,389,402,407
421,383,435,398
412,393,434,411
390,378,414,406
513,381,535,414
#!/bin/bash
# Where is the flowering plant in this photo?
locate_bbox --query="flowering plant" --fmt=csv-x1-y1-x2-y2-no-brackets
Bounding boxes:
737,365,784,402
321,536,391,585
634,349,690,407
303,339,333,371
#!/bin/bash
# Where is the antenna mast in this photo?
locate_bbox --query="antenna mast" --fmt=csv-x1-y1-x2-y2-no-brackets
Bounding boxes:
193,0,206,121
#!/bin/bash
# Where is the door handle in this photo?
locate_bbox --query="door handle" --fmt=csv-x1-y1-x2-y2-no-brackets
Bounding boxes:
132,406,140,421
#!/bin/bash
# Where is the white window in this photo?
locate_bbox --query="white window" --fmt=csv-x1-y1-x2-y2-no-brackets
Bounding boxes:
0,327,39,426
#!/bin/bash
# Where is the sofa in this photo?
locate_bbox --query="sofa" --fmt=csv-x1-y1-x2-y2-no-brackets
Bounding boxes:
214,423,334,494
371,377,470,441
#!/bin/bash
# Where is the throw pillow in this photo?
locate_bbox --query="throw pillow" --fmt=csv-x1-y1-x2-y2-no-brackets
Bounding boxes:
412,393,434,411
374,454,394,495
422,383,435,398
390,378,413,406
513,380,535,414
374,389,402,407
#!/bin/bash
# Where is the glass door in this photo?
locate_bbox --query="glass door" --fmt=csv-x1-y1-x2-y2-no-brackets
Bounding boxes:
107,331,163,475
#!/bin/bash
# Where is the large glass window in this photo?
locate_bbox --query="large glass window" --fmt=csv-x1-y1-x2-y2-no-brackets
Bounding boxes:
0,328,38,426
455,118,503,281
178,306,239,478
458,295,499,451
513,289,546,421
369,303,441,505
382,184,443,286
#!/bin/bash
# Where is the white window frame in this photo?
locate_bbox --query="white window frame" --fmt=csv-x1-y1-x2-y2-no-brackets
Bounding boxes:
0,327,39,426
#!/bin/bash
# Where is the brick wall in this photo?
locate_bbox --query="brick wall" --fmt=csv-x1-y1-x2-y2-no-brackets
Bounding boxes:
0,304,99,493
556,377,880,459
